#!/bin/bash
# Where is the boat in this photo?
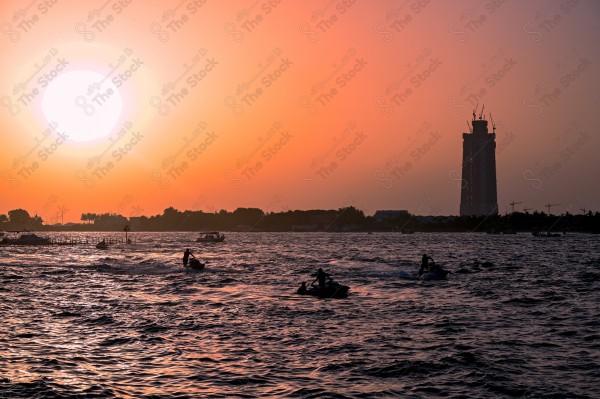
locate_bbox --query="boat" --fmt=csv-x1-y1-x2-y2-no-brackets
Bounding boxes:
196,231,225,243
96,241,108,250
297,279,350,299
188,258,205,270
419,263,449,280
0,233,51,246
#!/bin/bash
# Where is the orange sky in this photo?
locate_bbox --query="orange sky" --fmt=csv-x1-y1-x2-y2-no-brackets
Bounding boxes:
1,0,599,223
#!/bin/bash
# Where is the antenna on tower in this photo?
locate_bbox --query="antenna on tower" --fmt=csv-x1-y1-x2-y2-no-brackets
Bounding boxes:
479,104,485,120
466,121,472,133
473,104,478,121
490,113,496,133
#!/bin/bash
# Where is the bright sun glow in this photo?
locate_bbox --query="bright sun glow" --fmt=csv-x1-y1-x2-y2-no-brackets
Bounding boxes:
42,70,123,143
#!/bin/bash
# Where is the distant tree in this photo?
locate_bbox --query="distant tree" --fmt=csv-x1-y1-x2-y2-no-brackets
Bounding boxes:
335,206,366,226
8,209,31,224
88,213,128,230
30,214,43,227
161,207,185,229
0,214,7,224
5,209,42,229
232,208,264,226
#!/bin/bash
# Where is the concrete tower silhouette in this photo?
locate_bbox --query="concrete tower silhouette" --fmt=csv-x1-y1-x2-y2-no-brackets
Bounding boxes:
460,106,498,216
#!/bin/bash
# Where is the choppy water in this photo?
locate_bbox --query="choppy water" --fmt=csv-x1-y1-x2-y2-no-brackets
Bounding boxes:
1,232,599,398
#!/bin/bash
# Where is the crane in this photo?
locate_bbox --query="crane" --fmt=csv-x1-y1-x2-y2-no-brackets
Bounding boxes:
490,113,496,133
545,203,561,215
581,207,587,215
523,207,531,213
509,201,523,213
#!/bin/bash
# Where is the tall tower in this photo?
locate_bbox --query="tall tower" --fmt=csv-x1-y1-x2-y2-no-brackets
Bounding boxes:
460,107,498,216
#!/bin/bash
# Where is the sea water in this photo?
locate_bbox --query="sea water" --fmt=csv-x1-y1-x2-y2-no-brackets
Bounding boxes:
1,232,599,398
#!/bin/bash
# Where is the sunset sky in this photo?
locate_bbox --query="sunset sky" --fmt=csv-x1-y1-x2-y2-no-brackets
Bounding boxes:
1,0,599,223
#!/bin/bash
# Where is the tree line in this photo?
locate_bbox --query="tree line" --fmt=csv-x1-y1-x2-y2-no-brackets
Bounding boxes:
1,207,599,233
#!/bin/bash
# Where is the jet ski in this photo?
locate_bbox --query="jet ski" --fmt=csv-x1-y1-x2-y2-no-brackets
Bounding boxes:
188,258,205,270
419,262,449,280
297,279,349,299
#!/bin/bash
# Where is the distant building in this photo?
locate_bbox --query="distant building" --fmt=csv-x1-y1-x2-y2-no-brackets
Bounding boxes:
373,210,409,223
460,110,498,216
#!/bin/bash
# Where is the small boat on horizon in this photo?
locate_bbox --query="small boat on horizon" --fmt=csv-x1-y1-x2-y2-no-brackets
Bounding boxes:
196,231,225,243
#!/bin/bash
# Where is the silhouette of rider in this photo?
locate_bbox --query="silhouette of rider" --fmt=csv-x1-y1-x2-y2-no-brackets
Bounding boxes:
183,249,195,267
419,254,433,276
313,268,330,288
297,282,308,294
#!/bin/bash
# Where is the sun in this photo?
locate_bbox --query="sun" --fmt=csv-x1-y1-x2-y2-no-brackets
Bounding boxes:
41,70,123,143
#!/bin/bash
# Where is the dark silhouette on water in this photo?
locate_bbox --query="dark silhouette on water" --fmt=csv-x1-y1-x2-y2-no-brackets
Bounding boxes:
419,254,433,276
297,282,307,294
313,267,330,288
418,255,450,280
96,239,108,250
196,231,225,242
188,258,205,270
297,268,350,298
183,249,194,267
